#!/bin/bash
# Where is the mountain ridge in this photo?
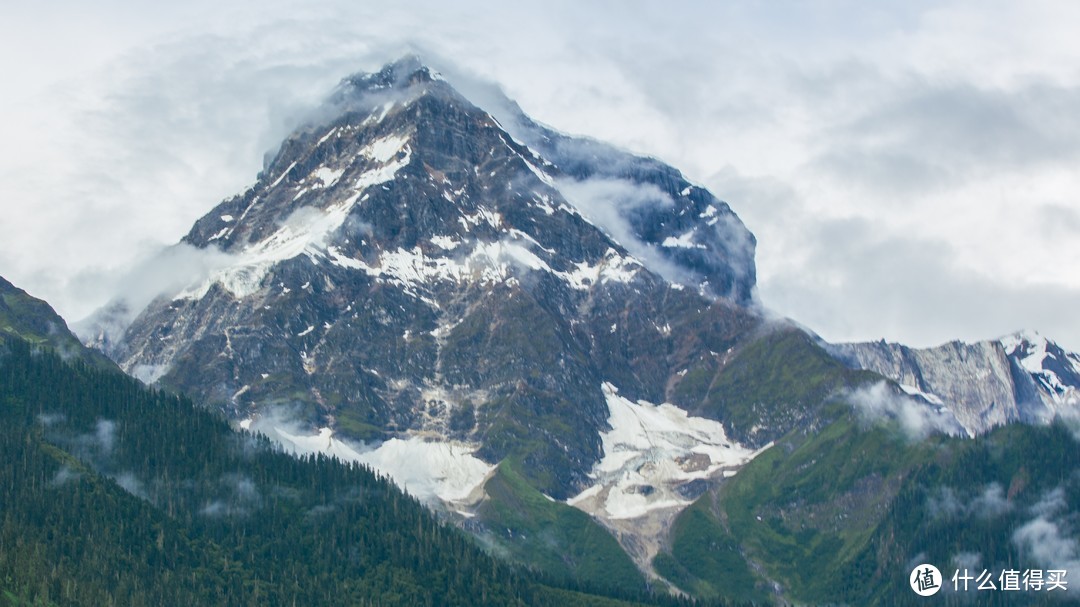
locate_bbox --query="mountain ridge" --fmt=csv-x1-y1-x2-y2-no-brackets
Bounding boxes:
1,274,117,369
66,57,1080,603
829,329,1080,435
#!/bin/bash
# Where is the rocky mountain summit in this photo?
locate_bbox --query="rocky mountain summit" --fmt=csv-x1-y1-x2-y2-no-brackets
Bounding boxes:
84,56,772,524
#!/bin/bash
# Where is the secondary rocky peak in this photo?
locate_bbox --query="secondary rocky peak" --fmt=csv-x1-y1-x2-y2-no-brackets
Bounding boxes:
999,330,1080,399
830,331,1080,435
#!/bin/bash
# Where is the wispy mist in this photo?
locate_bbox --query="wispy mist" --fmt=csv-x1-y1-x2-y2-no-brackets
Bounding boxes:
554,176,695,287
73,242,238,344
200,473,262,517
927,483,1013,520
847,381,966,440
1012,487,1080,596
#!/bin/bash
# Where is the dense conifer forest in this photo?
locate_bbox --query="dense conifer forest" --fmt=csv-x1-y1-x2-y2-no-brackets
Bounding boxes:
0,336,730,606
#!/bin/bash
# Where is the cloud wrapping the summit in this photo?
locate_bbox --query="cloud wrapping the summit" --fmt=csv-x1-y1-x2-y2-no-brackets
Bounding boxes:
0,1,1077,351
73,243,240,343
554,177,697,288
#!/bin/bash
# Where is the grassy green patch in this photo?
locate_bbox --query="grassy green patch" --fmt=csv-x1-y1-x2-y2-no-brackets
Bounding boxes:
655,400,939,603
718,408,936,602
652,497,765,604
476,460,646,595
694,328,876,445
657,327,899,602
334,407,386,441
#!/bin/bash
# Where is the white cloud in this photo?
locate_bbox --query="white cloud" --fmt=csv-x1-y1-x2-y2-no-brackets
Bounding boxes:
95,419,117,455
927,483,1013,519
49,466,81,487
0,1,1077,353
848,381,965,440
200,474,263,517
113,471,149,500
553,177,692,285
951,551,982,572
1014,517,1079,568
1012,490,1080,597
72,242,241,345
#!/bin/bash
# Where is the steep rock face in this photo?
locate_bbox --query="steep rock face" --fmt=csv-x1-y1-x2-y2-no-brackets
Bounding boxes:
509,115,758,304
90,57,763,500
829,331,1080,435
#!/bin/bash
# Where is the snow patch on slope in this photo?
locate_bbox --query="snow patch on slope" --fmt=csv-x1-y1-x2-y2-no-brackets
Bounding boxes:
1001,330,1049,374
358,438,495,503
247,418,494,506
565,382,770,579
310,166,345,188
897,382,945,406
324,236,639,296
661,230,705,250
569,383,765,520
430,235,461,250
364,133,410,163
555,249,642,290
372,240,547,288
269,425,366,462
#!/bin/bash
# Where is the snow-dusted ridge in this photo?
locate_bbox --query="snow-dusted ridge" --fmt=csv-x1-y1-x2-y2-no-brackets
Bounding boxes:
173,149,647,303
998,330,1080,406
325,240,639,295
832,330,1080,436
175,133,413,300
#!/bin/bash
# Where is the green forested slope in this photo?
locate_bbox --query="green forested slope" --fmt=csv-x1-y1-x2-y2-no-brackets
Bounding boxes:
0,277,114,370
654,326,1080,605
657,401,1080,606
0,337,705,607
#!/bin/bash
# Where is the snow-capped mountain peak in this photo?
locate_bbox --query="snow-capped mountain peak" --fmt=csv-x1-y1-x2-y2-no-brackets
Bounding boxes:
999,330,1080,402
185,56,755,300
88,57,763,505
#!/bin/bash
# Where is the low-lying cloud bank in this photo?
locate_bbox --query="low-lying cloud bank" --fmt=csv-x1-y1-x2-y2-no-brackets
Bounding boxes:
1012,487,1080,596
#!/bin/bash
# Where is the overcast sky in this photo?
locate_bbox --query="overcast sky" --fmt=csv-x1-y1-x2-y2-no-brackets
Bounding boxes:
1,0,1078,351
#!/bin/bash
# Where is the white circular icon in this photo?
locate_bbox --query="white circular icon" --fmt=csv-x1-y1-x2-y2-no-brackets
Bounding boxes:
910,563,942,596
